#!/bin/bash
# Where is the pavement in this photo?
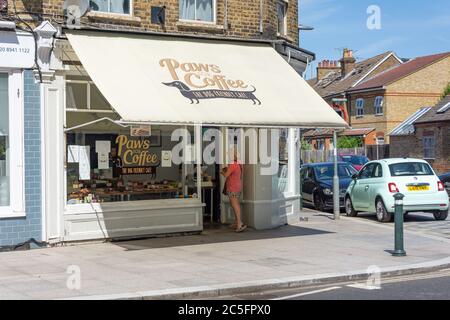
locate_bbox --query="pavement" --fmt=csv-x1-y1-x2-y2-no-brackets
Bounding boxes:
356,211,450,239
1,209,450,300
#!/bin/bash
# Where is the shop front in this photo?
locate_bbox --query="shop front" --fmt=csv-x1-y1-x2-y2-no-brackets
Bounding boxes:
0,27,43,247
41,29,347,243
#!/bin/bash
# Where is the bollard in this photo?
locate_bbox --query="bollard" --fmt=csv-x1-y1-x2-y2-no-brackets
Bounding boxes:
392,192,406,256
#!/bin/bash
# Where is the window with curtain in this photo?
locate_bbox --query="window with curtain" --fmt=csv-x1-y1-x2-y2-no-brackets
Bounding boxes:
374,96,383,115
423,135,436,159
0,74,9,207
356,98,364,117
90,0,131,14
179,0,214,22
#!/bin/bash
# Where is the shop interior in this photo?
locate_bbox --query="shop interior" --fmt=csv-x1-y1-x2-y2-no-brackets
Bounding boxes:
64,74,222,224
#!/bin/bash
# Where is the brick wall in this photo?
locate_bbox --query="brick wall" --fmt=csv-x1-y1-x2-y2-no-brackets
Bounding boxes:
7,0,299,44
390,122,450,175
0,71,42,247
348,90,388,144
349,56,450,144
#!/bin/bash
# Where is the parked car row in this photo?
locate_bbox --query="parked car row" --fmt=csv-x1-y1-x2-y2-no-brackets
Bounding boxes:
300,162,357,211
301,158,450,222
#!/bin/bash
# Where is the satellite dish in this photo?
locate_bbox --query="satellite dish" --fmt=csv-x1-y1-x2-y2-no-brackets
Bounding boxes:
63,0,90,27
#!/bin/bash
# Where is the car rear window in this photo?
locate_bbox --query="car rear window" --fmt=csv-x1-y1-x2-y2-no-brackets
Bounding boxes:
389,162,434,176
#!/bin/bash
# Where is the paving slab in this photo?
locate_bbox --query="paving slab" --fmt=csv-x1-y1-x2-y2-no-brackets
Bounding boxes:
1,210,450,300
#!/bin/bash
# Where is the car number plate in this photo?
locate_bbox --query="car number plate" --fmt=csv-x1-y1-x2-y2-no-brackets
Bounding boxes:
407,185,429,191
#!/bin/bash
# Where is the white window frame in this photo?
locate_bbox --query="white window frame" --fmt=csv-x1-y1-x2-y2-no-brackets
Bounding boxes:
356,98,364,117
65,79,114,114
178,0,217,24
91,0,133,16
374,96,383,115
0,69,25,218
276,0,288,36
423,135,435,159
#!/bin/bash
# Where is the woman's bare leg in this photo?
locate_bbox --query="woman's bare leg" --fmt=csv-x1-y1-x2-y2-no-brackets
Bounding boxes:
229,197,242,230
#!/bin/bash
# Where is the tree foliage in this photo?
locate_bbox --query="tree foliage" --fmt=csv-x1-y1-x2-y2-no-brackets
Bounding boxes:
337,136,363,148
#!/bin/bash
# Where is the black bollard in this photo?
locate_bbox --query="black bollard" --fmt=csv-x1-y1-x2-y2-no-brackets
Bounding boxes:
392,192,406,257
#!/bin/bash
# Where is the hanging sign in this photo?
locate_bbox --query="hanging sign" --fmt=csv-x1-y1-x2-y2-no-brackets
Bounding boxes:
130,125,151,137
0,31,35,69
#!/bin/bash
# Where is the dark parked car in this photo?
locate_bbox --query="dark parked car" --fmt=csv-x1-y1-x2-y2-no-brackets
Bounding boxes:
439,172,450,197
338,155,369,171
301,162,358,211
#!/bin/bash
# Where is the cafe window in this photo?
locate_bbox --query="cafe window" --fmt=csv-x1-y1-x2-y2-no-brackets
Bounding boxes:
278,129,289,193
66,78,111,112
90,0,131,15
0,72,25,217
276,1,288,36
65,77,200,205
179,0,215,23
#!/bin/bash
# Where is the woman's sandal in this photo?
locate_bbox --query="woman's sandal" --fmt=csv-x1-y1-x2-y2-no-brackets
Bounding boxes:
235,224,247,233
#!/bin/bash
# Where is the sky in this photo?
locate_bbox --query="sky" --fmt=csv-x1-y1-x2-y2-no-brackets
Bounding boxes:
298,0,450,79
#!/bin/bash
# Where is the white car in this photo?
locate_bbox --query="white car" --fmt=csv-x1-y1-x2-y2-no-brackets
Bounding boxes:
345,158,449,222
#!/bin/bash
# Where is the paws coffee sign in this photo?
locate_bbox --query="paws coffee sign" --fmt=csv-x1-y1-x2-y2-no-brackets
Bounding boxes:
159,58,261,105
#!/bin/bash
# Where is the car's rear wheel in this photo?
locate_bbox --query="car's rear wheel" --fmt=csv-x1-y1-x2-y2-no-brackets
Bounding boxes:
314,193,325,212
433,210,448,221
376,199,392,222
345,196,357,217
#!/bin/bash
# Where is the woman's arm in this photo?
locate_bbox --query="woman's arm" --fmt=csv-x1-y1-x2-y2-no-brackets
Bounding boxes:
220,166,234,178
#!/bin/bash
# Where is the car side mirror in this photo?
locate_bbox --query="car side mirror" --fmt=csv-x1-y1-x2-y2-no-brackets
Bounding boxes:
352,174,358,180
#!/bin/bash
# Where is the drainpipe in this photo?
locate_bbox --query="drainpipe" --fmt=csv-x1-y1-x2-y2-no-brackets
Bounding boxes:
259,0,263,33
302,57,310,78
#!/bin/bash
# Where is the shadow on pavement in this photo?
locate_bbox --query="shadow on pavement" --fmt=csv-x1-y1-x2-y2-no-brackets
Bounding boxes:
111,224,334,251
356,212,436,223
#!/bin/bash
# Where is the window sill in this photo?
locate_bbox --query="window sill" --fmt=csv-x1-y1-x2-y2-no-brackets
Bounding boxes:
87,11,142,24
277,34,294,43
0,211,26,219
64,198,203,215
176,21,224,32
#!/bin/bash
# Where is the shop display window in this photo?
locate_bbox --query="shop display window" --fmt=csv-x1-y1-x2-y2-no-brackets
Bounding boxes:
65,76,200,205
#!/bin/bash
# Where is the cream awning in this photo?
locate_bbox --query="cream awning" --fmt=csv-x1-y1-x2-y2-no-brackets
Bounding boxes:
66,30,348,128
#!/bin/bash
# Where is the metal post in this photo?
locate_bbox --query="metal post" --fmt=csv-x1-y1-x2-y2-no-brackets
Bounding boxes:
333,130,340,220
392,192,406,256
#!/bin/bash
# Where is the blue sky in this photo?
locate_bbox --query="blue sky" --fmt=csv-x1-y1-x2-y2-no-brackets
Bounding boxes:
299,0,450,79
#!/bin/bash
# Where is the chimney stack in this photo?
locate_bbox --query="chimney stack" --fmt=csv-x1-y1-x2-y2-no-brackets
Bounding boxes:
339,48,356,77
316,59,340,82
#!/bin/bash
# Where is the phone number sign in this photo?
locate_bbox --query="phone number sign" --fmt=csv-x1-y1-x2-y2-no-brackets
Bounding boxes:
0,31,35,69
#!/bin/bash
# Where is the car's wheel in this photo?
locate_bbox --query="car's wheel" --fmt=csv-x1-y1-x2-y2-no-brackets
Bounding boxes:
433,210,448,221
314,193,325,212
345,196,357,217
376,199,392,222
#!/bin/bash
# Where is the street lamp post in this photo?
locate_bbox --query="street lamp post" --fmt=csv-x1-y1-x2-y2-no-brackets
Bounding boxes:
333,130,340,220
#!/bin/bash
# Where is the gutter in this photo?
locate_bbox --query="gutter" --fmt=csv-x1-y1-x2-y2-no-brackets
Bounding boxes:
60,25,277,45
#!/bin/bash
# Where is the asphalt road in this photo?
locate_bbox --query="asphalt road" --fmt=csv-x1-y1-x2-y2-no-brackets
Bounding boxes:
305,203,450,239
216,269,450,300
